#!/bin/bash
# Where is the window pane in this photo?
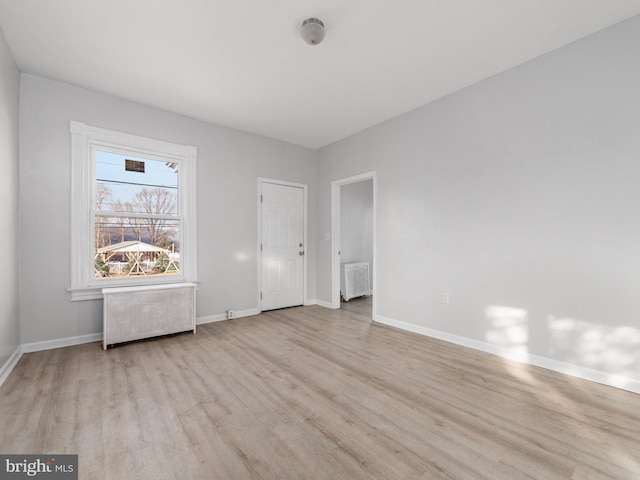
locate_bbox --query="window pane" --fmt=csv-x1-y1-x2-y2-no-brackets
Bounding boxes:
94,217,180,279
95,150,178,215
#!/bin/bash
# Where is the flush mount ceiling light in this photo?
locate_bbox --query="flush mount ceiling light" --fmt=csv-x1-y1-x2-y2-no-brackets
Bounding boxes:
301,18,325,45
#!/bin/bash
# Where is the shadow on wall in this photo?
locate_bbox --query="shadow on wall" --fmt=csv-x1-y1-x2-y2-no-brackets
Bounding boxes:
484,305,640,390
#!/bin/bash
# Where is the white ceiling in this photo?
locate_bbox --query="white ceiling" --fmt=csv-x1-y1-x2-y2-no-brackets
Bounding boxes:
1,1,640,149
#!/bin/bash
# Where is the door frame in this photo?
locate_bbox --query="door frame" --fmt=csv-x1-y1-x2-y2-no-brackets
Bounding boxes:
331,171,377,320
257,177,308,313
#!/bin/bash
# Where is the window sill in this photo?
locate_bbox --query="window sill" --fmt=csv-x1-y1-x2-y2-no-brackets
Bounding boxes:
68,280,198,301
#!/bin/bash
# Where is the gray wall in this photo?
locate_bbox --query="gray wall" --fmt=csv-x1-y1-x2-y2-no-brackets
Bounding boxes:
0,28,20,367
316,16,640,385
340,180,373,289
19,74,316,344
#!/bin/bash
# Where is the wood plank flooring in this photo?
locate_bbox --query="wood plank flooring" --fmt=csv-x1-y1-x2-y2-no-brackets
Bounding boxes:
1,304,639,479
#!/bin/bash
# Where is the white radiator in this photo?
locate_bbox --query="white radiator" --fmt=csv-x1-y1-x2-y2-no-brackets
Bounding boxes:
341,262,370,301
102,283,196,349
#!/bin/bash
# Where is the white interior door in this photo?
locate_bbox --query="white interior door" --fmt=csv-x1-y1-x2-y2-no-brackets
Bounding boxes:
261,182,305,311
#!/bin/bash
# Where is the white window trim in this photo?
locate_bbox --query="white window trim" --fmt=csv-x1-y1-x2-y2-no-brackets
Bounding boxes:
69,121,197,301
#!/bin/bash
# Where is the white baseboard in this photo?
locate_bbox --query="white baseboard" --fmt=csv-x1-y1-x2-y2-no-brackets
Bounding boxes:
307,299,335,309
197,313,228,324
0,346,23,388
21,333,103,353
375,315,640,395
17,307,262,355
197,307,260,325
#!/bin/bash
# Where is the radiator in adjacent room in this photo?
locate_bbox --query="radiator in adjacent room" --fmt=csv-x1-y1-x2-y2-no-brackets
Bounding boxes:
102,283,196,349
340,262,370,302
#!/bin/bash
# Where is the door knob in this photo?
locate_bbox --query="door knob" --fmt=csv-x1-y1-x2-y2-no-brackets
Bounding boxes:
299,251,305,256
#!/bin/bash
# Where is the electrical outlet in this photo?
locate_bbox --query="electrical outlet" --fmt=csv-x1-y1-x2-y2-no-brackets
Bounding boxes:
442,293,450,304
227,309,234,319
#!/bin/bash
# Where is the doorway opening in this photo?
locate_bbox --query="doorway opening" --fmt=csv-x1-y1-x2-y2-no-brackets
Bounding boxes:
331,172,377,320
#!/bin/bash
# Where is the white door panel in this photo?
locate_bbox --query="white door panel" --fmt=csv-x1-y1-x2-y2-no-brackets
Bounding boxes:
261,182,304,310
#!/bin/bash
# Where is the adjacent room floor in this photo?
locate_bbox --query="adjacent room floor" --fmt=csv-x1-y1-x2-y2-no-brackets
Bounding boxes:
1,305,638,479
341,294,372,317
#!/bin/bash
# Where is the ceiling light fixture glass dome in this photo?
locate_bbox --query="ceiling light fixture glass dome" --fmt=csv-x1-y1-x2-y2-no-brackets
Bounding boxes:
301,18,325,45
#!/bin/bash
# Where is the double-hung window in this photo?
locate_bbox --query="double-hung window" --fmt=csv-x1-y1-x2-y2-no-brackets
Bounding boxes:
69,122,197,300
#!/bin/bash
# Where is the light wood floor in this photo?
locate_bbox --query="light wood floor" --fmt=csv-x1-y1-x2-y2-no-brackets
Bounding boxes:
1,305,639,479
341,295,373,317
